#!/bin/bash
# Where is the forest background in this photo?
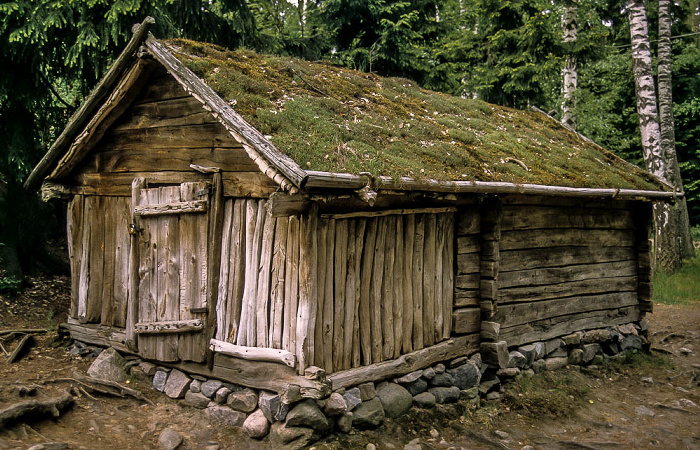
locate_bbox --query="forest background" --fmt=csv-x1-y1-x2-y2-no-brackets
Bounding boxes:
0,0,698,279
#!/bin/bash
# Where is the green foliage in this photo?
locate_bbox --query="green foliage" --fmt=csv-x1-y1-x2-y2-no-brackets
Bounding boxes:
0,276,23,296
653,253,700,305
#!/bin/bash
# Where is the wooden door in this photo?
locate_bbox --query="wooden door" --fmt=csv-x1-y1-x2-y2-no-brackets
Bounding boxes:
133,181,210,362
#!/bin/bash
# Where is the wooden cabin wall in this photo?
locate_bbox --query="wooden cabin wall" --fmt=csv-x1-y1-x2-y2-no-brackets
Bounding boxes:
215,205,458,374
67,194,131,327
454,209,481,336
69,69,277,198
493,197,641,347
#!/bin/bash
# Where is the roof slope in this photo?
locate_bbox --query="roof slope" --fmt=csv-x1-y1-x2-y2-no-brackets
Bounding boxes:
167,39,664,192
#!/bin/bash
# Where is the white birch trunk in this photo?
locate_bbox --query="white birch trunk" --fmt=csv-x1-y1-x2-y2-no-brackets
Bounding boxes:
561,0,578,130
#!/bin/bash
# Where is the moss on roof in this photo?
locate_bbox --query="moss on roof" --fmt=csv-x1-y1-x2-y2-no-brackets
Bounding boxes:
165,39,664,191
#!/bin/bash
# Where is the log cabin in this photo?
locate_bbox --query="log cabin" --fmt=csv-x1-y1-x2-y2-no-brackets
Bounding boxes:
26,18,677,400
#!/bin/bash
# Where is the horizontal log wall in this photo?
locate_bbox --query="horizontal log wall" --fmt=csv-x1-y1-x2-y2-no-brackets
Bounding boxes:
67,195,131,328
493,198,641,346
70,70,277,197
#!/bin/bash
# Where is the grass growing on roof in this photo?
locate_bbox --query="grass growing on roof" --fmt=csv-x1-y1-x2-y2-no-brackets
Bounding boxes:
167,39,664,191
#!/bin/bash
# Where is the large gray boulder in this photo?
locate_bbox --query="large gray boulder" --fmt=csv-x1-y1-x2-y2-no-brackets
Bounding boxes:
351,398,385,429
87,348,127,383
270,422,317,450
375,382,412,418
227,388,258,413
243,409,271,439
450,362,481,390
428,386,460,404
200,380,224,398
285,399,330,433
205,403,246,427
164,370,191,399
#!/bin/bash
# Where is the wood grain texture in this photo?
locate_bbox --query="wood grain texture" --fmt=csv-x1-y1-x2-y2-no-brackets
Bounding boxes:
112,197,131,328
67,195,84,319
422,214,437,347
359,218,377,365
322,219,336,371
333,219,348,370
401,215,415,354
411,215,424,350
352,219,366,367
371,217,387,363
270,216,289,348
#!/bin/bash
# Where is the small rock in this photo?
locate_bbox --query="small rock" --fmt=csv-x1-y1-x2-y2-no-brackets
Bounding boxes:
521,368,535,378
358,382,376,401
422,367,436,379
376,382,413,418
413,392,436,408
478,378,500,394
544,357,568,371
214,387,231,404
352,398,385,429
367,444,377,450
205,444,220,450
139,362,157,376
679,398,698,409
469,352,483,369
621,335,643,351
429,386,460,404
404,438,422,450
517,344,537,367
544,338,563,355
286,399,330,432
603,341,620,355
87,348,128,383
617,323,637,335
522,446,535,450
639,319,649,332
531,359,546,373
582,343,600,363
158,429,183,450
508,351,528,369
259,390,288,422
449,356,468,368
270,422,316,448
680,347,693,355
403,378,428,396
584,329,611,343
430,428,440,439
205,403,246,426
635,405,655,417
494,430,510,440
486,392,501,401
548,347,568,358
562,332,583,346
243,409,270,439
641,377,654,384
184,391,210,409
337,412,353,433
496,368,520,378
164,370,191,399
396,370,423,384
189,379,202,394
460,386,479,400
323,392,347,416
434,363,446,374
592,355,605,365
429,372,454,387
450,362,481,390
343,387,362,411
568,348,583,365
201,380,224,398
152,370,169,392
227,388,258,413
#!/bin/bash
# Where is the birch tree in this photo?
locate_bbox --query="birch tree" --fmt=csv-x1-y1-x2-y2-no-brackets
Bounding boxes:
561,0,578,129
657,0,695,261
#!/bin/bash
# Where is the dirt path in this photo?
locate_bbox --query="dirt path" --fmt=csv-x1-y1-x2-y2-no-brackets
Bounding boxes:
1,276,698,450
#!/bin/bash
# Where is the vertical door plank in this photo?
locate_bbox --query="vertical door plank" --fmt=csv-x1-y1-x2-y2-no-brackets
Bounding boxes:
393,216,404,358
332,219,348,370
322,219,336,371
402,215,415,353
67,195,84,320
412,215,425,350
370,217,386,363
77,196,91,323
156,186,180,362
381,216,396,361
215,199,234,342
298,206,318,372
270,216,288,348
137,187,159,359
86,196,104,323
126,178,145,350
112,197,131,328
359,218,377,365
313,218,327,363
352,218,366,368
101,198,116,325
434,213,445,343
227,199,246,342
237,199,259,346
442,212,455,339
256,207,275,348
342,220,357,370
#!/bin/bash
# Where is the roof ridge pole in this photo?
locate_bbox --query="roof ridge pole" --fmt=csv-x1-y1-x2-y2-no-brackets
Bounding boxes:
24,16,156,190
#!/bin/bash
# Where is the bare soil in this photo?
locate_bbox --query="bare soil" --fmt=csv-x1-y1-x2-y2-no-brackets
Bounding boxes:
1,275,698,450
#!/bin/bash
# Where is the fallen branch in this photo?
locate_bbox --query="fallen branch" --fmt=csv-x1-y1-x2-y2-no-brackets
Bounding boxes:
0,329,48,336
464,430,512,450
45,376,154,406
8,334,35,363
653,403,698,415
0,390,74,428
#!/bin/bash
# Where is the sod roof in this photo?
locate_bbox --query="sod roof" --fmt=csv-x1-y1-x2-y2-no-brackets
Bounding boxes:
160,39,664,192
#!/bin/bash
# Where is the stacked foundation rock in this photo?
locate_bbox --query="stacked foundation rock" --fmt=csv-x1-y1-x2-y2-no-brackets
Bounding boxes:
125,321,647,448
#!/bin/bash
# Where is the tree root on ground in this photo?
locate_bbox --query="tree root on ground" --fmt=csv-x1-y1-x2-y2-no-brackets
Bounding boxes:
0,390,74,429
43,376,154,406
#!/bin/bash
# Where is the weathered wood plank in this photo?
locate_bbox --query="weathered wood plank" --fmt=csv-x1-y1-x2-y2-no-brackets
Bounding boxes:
500,306,641,347
371,217,387,362
237,200,258,346
329,335,480,391
283,216,300,353
498,260,638,289
456,210,480,236
86,196,104,323
100,198,116,326
498,276,638,304
352,219,366,367
270,216,289,348
136,319,203,334
156,186,181,362
423,214,437,347
457,236,480,254
434,214,445,344
343,220,357,370
134,199,207,217
454,290,480,308
322,219,335,371
210,339,296,368
314,218,327,364
114,96,217,130
133,73,188,104
112,197,131,328
501,206,635,231
297,206,318,372
100,122,238,151
393,216,404,357
67,195,84,320
402,215,415,354
226,199,246,342
216,199,234,342
452,308,480,335
205,173,225,363
411,215,425,351
382,216,397,360
126,178,145,350
499,246,636,272
137,187,159,359
256,209,276,348
359,218,377,365
457,254,480,275
495,291,639,328
500,229,635,250
442,212,454,339
321,206,457,220
333,219,349,370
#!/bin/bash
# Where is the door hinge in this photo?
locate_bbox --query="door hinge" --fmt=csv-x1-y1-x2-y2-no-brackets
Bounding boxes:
128,223,143,235
197,186,212,197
